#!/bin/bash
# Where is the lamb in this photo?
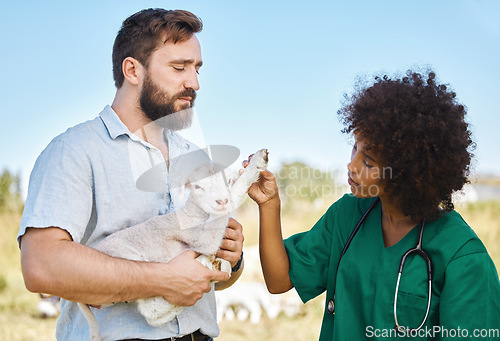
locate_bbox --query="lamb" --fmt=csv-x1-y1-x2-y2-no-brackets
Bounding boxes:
78,148,269,341
215,281,275,324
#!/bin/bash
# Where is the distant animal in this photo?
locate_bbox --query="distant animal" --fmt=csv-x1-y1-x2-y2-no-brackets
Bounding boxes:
38,293,61,318
215,281,302,324
78,148,269,341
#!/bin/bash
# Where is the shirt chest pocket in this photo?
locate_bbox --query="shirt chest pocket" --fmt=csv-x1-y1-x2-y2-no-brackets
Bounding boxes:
384,290,440,340
383,253,440,340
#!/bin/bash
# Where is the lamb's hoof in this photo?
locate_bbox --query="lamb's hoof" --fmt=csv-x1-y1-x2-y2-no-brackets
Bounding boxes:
217,258,232,275
210,258,231,283
213,258,222,271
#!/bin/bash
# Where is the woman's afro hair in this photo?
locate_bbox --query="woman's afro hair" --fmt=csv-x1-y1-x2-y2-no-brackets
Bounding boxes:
338,69,475,221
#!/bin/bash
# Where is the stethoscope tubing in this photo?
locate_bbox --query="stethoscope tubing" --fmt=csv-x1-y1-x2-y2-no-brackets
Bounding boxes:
330,197,380,315
339,197,381,260
393,220,433,332
331,197,433,332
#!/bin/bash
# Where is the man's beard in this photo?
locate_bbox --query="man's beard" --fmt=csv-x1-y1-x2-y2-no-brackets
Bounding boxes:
139,74,196,131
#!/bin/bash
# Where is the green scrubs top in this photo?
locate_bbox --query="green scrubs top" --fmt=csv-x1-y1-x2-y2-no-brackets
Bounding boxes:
284,194,500,340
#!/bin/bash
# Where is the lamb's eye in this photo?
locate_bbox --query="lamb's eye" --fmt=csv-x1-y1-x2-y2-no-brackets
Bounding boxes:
194,185,203,190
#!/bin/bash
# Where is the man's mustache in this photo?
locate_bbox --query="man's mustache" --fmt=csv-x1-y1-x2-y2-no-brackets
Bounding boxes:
175,89,197,102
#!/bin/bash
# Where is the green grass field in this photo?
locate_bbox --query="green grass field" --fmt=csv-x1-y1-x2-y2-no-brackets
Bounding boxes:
1,200,498,340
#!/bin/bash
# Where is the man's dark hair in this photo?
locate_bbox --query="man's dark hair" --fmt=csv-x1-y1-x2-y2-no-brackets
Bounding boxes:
112,9,203,88
338,69,475,221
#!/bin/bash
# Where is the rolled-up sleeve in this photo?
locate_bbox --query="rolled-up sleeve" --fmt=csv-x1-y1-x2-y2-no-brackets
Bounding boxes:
18,136,93,245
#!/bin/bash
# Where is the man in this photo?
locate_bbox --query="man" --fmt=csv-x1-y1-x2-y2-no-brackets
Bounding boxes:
18,9,244,341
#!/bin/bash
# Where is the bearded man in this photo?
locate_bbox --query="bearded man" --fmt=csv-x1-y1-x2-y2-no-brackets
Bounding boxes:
18,9,244,341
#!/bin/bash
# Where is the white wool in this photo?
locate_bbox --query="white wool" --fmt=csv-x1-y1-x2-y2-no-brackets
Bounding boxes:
78,149,268,341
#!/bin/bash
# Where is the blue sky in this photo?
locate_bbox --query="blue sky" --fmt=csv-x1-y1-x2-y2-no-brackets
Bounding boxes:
1,0,499,196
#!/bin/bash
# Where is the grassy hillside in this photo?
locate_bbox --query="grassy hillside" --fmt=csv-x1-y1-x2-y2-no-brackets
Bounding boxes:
0,213,56,341
1,199,498,340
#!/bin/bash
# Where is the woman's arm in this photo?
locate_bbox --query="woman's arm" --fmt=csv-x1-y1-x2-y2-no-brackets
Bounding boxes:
247,168,293,294
258,197,293,293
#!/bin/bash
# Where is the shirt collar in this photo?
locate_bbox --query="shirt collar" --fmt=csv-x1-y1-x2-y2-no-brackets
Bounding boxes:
99,105,131,140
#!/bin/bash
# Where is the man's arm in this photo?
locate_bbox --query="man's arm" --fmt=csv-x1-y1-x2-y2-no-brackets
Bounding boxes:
21,227,230,306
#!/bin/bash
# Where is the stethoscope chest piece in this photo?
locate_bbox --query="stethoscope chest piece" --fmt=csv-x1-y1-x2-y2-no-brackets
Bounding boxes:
327,299,335,314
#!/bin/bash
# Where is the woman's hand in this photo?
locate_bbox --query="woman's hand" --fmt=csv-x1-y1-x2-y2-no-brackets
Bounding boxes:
242,155,280,206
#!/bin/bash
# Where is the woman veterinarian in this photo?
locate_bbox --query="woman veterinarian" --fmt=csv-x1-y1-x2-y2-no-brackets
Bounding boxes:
247,70,500,340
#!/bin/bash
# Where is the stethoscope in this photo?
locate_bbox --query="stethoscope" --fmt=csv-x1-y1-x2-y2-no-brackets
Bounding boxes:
329,197,433,333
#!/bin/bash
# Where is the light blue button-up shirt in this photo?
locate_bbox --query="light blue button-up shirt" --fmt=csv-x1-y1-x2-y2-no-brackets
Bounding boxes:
18,105,218,340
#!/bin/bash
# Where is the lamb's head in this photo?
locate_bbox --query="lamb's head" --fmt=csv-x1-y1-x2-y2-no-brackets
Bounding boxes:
186,163,232,216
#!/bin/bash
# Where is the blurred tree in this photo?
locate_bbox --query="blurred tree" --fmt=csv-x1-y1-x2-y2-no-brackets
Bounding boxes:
0,169,24,213
275,161,342,210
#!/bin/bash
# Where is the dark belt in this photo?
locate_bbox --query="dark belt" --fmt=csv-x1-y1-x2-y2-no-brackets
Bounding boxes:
119,329,210,341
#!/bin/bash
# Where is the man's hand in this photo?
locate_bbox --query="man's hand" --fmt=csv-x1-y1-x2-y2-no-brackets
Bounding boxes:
162,250,230,306
21,227,232,307
216,218,244,268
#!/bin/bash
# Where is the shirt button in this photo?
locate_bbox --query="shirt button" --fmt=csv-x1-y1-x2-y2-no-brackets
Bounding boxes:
327,299,335,314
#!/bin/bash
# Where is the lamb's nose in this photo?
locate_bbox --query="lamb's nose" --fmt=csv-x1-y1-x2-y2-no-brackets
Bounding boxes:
216,199,229,206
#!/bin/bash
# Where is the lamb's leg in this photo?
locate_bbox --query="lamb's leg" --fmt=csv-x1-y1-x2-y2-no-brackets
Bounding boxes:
243,149,268,185
137,297,183,327
137,254,232,328
197,254,231,277
78,302,101,341
230,149,268,206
